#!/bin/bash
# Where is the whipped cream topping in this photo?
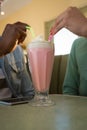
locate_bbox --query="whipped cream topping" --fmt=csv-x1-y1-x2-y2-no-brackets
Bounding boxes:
31,35,48,43
27,35,51,48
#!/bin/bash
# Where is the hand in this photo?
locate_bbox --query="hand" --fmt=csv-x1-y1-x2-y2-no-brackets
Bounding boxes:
0,21,29,56
50,7,87,37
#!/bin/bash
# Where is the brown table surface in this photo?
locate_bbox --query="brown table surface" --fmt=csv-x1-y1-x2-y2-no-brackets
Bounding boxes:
0,94,87,130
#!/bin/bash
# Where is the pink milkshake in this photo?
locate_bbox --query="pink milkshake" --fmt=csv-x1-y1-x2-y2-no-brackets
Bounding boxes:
27,36,54,106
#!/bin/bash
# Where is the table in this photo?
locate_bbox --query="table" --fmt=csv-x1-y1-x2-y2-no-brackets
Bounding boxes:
0,94,87,130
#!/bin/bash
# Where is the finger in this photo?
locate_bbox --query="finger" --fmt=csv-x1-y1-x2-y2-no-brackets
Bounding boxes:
53,22,65,35
14,21,30,31
50,18,66,35
50,19,62,35
17,35,26,44
14,21,29,27
16,28,27,44
50,8,69,35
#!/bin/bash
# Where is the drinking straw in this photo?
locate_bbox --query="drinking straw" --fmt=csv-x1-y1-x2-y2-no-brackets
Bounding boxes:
26,26,35,38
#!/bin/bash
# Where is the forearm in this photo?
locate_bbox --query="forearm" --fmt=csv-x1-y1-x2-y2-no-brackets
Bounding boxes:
0,37,6,56
0,36,17,56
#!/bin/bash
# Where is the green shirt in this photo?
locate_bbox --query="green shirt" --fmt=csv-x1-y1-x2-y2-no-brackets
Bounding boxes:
63,37,87,96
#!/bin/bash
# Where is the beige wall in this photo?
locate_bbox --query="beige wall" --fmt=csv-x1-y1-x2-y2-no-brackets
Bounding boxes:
70,0,87,7
0,0,86,45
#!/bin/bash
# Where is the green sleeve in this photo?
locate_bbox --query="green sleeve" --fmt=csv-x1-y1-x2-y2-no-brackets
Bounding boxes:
63,39,80,95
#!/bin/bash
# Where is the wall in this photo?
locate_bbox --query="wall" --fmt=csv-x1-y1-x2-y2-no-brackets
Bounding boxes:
70,0,87,8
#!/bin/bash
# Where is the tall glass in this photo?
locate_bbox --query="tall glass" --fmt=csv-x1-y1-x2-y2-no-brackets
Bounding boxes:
27,39,54,106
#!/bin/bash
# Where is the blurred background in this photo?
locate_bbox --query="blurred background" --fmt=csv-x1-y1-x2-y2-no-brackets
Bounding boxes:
0,0,87,55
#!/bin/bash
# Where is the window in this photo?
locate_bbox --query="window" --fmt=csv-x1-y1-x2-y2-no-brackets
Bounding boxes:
54,28,78,55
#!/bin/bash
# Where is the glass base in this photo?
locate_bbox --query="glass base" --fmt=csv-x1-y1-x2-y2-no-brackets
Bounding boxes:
29,92,54,106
